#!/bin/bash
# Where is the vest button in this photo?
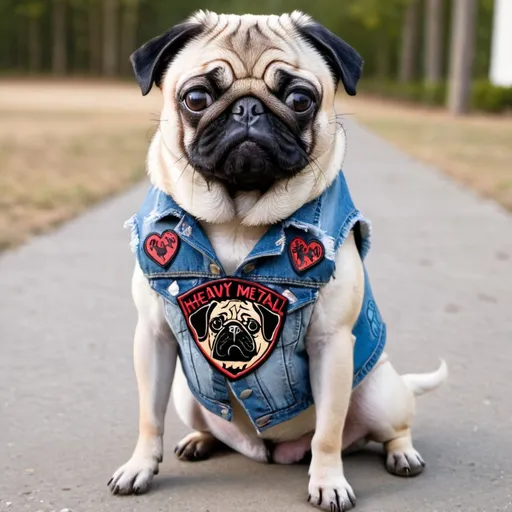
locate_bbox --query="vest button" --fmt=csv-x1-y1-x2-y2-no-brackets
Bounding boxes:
210,264,221,275
240,389,252,400
242,263,255,274
220,408,229,417
256,415,271,428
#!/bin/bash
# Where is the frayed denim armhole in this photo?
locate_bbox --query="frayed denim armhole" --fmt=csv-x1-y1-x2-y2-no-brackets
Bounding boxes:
335,211,372,260
124,214,140,254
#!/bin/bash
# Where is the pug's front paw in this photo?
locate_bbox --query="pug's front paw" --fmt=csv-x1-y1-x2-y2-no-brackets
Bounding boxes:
308,464,356,511
108,436,162,495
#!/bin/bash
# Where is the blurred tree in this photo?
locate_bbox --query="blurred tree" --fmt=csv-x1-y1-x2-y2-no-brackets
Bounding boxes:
399,0,421,82
424,0,444,85
102,0,119,77
475,0,494,78
52,0,67,75
447,0,478,114
0,0,500,115
120,0,139,75
69,0,90,74
16,0,45,73
87,0,102,74
345,0,407,79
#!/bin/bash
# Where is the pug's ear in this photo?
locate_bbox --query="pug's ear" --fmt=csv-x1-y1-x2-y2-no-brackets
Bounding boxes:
130,21,203,96
296,21,363,96
254,304,281,342
188,301,217,342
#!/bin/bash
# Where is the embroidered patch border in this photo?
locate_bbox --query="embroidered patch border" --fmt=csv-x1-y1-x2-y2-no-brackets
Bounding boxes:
177,278,288,380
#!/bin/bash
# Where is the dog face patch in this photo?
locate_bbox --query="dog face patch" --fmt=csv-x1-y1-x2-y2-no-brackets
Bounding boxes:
289,237,325,273
177,278,288,380
144,230,180,268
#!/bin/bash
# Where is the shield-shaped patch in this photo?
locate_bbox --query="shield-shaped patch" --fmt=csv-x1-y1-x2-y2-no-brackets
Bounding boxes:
177,278,288,380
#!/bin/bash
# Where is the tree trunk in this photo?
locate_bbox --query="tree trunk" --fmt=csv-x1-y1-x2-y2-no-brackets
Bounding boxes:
17,15,26,71
376,33,391,80
27,16,42,73
120,0,139,76
424,0,444,85
399,0,421,83
52,0,67,75
102,0,119,77
447,0,478,115
88,1,102,74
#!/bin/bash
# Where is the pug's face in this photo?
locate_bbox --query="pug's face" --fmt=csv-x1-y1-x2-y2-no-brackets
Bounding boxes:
188,299,281,375
131,11,362,194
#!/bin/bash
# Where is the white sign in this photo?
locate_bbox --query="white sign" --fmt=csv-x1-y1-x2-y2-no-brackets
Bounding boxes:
490,0,512,86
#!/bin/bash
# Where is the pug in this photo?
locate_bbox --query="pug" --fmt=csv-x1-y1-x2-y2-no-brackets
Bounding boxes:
108,11,448,511
188,298,281,375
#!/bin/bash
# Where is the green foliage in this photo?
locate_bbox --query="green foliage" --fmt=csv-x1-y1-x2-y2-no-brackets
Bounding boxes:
361,79,512,113
422,83,447,106
471,81,512,113
359,79,426,103
348,0,410,32
15,0,45,19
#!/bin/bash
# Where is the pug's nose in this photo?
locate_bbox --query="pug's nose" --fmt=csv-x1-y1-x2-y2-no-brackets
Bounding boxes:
231,97,266,126
229,324,241,337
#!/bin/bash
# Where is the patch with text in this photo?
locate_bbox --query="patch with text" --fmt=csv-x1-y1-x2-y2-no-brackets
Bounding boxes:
177,278,288,380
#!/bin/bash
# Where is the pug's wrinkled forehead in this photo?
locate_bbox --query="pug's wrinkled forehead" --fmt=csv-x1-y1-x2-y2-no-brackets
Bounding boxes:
175,14,325,102
131,10,363,104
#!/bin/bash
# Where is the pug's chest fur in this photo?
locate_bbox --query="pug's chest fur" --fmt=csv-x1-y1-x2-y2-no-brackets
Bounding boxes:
200,220,267,275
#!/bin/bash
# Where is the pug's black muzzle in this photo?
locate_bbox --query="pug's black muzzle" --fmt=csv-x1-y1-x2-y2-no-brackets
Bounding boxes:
189,96,309,191
212,322,257,362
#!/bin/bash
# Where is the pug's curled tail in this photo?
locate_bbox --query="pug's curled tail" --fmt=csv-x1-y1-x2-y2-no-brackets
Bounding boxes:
402,359,448,397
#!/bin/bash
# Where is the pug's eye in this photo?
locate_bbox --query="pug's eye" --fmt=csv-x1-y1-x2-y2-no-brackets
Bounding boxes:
184,89,212,112
210,317,223,332
285,91,314,113
246,319,259,334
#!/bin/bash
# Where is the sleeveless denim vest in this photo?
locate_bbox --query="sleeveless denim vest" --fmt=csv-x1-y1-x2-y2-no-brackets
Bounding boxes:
126,172,386,433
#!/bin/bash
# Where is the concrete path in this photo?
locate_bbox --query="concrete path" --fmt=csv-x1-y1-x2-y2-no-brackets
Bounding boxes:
1,121,511,512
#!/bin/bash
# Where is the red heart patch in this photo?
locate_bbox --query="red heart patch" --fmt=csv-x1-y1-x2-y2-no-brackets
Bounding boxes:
144,230,180,268
289,237,325,273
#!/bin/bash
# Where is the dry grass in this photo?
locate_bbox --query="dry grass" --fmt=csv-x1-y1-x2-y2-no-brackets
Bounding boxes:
1,81,510,251
0,80,161,250
343,95,512,211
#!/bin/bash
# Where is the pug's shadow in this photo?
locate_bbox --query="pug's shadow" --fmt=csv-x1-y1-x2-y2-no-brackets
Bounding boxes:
151,442,385,494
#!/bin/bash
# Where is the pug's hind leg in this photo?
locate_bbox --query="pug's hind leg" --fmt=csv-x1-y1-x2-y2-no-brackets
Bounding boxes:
383,428,425,477
174,431,222,462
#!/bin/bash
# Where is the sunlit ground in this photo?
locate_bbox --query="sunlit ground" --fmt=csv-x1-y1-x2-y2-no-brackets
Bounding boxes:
0,79,510,250
345,94,512,212
0,80,161,250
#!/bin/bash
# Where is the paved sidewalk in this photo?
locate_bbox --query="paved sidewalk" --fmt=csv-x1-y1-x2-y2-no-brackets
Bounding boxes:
1,120,511,512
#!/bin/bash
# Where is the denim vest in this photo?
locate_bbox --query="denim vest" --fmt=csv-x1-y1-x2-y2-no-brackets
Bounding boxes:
126,172,386,433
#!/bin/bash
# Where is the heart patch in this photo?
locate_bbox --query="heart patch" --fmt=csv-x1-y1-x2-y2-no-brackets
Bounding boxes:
144,230,180,268
289,237,325,273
